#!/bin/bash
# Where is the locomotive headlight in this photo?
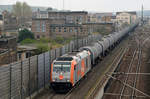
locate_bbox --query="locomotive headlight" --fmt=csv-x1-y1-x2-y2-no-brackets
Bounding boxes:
67,79,70,82
52,79,55,82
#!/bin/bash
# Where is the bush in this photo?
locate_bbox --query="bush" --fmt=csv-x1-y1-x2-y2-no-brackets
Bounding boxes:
54,36,65,44
39,38,50,43
18,29,34,42
20,38,36,45
36,43,49,54
54,36,72,44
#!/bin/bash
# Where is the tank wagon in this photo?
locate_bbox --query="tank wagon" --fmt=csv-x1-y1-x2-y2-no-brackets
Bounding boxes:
50,22,139,92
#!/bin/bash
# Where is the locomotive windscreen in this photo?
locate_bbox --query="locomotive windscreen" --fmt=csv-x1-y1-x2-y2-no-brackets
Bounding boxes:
53,62,71,72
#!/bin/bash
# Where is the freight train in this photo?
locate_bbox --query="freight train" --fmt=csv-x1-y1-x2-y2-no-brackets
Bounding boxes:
50,22,139,92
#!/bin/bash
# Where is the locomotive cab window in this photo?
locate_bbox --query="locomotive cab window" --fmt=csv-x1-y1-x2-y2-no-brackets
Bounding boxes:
53,62,71,72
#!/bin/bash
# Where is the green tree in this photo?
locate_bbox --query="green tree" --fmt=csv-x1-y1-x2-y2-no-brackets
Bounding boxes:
18,29,34,42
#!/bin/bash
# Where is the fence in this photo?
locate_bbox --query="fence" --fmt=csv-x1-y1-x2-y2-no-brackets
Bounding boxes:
0,34,101,99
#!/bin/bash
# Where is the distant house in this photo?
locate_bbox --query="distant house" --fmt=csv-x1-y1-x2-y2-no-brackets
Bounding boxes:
88,13,113,23
48,11,88,24
111,16,116,23
2,10,18,37
32,11,88,39
32,9,49,18
116,11,137,25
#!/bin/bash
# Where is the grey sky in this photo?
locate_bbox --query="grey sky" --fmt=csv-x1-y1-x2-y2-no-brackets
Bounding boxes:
0,0,149,12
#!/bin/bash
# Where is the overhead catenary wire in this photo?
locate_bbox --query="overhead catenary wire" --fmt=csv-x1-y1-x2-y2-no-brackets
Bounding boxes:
104,93,146,98
106,74,150,98
109,72,150,76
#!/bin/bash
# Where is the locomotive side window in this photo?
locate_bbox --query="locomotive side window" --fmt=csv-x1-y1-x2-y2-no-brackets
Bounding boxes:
86,58,88,67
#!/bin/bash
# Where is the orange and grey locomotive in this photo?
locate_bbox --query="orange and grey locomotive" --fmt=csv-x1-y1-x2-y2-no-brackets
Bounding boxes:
50,50,91,92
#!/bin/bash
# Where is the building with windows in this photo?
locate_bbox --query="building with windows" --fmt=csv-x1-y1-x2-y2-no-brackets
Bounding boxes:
50,24,88,38
88,13,113,23
32,18,88,39
48,11,88,24
83,22,114,34
32,11,88,39
32,11,115,38
2,10,18,37
32,9,49,18
116,11,137,25
32,18,66,39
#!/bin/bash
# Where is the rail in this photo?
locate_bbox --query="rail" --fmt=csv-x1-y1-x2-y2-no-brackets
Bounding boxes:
119,47,138,99
85,46,128,99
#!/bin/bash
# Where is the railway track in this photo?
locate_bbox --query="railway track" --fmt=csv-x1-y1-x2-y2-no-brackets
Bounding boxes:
103,24,150,99
119,47,138,99
131,45,142,99
119,45,142,99
86,46,128,99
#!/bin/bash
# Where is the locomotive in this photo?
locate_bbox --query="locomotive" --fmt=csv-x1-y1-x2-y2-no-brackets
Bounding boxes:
50,22,139,92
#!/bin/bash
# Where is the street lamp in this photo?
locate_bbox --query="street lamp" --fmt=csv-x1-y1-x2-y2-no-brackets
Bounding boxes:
76,19,79,51
76,19,81,51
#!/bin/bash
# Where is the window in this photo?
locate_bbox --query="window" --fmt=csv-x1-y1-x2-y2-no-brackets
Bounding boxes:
80,28,83,32
66,16,73,23
59,27,61,32
75,27,78,32
36,21,40,32
41,21,46,32
53,27,56,32
69,28,73,32
64,27,66,32
77,16,82,23
37,35,40,39
86,58,88,67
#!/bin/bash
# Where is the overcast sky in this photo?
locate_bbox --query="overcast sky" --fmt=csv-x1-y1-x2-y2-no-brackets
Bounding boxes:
0,0,149,12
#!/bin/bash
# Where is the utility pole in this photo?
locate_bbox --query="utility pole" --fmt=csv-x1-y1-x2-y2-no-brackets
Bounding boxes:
63,0,65,10
141,4,144,23
76,19,79,51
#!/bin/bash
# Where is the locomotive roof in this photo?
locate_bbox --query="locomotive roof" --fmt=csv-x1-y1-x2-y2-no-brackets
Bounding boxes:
56,57,73,61
56,52,79,61
56,51,88,62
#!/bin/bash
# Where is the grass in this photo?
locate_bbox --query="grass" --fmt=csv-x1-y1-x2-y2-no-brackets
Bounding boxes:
20,36,73,54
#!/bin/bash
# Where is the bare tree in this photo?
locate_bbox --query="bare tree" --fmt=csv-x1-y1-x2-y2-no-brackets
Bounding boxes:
12,1,32,27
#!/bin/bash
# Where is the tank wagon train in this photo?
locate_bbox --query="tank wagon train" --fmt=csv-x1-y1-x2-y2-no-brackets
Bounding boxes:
50,22,139,92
